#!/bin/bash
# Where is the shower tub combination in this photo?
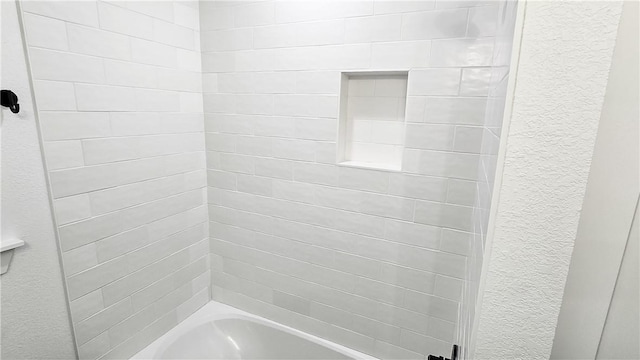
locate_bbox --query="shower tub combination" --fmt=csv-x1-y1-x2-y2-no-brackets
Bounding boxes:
132,301,375,360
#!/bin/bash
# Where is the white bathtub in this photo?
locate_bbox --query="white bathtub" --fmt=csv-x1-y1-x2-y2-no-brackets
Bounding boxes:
132,301,376,359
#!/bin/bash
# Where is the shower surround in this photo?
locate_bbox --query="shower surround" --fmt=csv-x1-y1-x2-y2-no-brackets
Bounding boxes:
19,1,509,359
20,1,209,359
200,1,503,359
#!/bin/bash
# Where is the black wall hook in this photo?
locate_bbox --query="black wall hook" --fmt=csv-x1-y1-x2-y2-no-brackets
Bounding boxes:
1,90,20,113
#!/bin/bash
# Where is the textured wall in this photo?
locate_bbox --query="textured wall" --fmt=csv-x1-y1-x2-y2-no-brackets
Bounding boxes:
551,1,639,357
19,1,210,359
473,1,623,359
200,1,500,358
1,1,76,358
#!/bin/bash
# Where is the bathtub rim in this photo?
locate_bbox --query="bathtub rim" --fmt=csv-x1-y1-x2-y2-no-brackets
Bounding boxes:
131,300,377,360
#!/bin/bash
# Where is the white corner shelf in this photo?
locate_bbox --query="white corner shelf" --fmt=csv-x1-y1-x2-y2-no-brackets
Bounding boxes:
1,238,25,275
1,238,25,252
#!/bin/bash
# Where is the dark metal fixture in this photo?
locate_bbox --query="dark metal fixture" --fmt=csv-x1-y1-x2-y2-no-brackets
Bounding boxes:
428,344,459,360
1,90,20,113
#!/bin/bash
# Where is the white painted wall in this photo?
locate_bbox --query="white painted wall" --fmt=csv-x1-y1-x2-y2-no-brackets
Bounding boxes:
18,1,210,359
0,0,76,358
472,1,624,358
597,199,639,359
551,1,639,358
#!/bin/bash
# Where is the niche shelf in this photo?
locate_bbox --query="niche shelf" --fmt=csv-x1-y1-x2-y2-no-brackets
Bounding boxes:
337,71,408,172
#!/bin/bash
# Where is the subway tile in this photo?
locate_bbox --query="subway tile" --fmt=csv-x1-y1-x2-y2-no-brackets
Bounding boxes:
67,23,131,60
75,84,138,112
82,137,140,165
236,136,273,156
272,139,316,161
69,289,104,323
374,1,435,14
208,170,237,190
430,38,494,67
44,141,84,170
467,5,499,37
21,1,99,27
294,162,339,186
453,126,484,153
440,228,471,256
401,9,468,40
399,328,451,355
360,193,415,221
372,41,431,69
255,158,293,180
152,19,195,50
373,340,423,360
59,211,123,251
110,0,174,22
98,2,154,39
131,38,177,68
67,255,130,300
414,150,480,180
403,290,459,322
314,185,362,212
63,243,98,276
275,1,373,24
295,19,345,47
405,124,455,151
338,166,389,192
201,28,252,52
237,174,273,196
424,97,487,125
104,60,158,88
96,227,151,263
54,194,92,225
295,118,337,141
296,71,341,94
388,173,448,202
78,332,110,360
380,263,436,294
274,95,338,118
75,298,132,345
253,72,297,94
434,275,463,301
234,2,275,27
33,80,76,111
273,290,310,316
345,15,402,43
108,306,156,347
460,68,492,96
384,219,441,249
101,249,190,307
446,178,477,206
23,13,68,50
414,200,473,231
407,69,461,96
39,112,110,141
49,157,166,198
30,48,105,84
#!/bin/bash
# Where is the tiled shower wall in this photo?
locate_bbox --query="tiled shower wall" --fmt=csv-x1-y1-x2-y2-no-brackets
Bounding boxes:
460,1,518,358
20,2,209,359
201,1,499,358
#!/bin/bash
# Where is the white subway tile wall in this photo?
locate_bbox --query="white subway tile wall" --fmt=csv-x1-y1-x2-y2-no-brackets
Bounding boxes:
459,1,518,359
21,2,209,359
201,1,500,359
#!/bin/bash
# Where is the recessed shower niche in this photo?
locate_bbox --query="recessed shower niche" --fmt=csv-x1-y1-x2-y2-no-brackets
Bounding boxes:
337,71,408,171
